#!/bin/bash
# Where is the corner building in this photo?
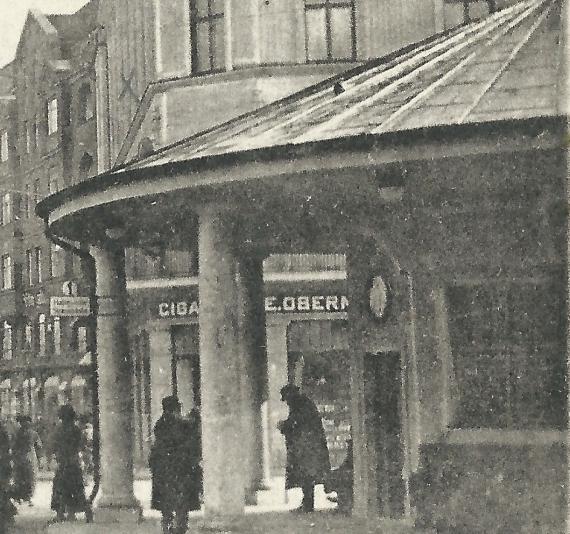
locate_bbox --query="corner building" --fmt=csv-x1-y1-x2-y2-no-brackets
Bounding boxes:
33,0,570,532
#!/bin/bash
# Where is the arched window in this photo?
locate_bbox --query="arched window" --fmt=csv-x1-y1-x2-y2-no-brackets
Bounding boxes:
25,322,33,350
79,152,94,181
78,83,94,123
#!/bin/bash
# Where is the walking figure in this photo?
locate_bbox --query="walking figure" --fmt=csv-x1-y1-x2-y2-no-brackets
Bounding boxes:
0,419,17,531
278,384,331,513
12,415,42,506
150,396,202,534
50,405,93,523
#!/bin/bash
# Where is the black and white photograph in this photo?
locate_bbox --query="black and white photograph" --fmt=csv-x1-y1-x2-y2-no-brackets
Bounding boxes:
0,0,566,532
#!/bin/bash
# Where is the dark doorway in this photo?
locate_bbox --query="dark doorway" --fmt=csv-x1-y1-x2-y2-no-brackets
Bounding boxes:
364,351,405,518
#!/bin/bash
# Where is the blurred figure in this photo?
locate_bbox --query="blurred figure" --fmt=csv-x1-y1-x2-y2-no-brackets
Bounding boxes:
79,416,94,478
150,397,201,534
0,418,17,530
50,405,92,523
12,415,43,506
278,384,331,513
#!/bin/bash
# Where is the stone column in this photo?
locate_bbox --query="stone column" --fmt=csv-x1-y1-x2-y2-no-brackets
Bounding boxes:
90,244,140,520
265,320,290,501
198,207,245,518
176,358,195,413
149,324,173,425
236,256,267,504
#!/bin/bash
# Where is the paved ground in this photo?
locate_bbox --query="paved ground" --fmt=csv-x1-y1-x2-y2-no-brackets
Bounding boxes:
12,479,416,534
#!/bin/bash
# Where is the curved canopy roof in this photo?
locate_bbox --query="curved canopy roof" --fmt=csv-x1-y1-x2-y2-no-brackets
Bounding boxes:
119,0,564,174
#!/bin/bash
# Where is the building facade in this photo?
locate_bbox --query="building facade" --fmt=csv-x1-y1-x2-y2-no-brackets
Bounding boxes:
2,0,567,531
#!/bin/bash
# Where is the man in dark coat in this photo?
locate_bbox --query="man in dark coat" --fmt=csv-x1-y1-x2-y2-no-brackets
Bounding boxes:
278,384,331,512
50,405,93,523
150,396,201,534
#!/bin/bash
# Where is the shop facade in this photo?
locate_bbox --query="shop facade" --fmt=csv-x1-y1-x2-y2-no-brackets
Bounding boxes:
36,0,566,530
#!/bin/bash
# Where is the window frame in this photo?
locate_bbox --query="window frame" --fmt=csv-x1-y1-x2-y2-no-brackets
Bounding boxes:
47,97,58,136
2,193,11,226
0,130,8,162
1,255,12,290
26,249,33,287
34,247,42,285
189,0,226,74
304,0,357,63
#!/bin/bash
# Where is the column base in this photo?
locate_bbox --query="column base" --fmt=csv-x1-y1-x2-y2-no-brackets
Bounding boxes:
94,494,143,524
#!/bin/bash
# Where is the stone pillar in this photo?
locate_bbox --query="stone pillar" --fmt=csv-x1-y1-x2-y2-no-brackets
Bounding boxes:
265,321,289,480
198,207,245,518
90,244,140,519
236,256,267,503
176,358,195,413
149,325,173,425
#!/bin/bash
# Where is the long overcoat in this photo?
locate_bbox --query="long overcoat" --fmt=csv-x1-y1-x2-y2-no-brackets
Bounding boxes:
150,413,201,512
12,427,42,501
50,422,88,513
280,393,331,489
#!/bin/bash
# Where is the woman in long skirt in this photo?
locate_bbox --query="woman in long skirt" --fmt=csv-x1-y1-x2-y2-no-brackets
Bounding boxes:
50,405,92,523
12,415,42,506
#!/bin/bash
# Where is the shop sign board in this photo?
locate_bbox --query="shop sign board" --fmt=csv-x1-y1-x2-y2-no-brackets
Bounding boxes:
156,294,349,318
50,296,91,317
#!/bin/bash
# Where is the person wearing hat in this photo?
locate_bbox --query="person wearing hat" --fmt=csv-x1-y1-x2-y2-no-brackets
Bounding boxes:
278,384,331,513
12,415,43,506
50,404,93,523
150,396,201,534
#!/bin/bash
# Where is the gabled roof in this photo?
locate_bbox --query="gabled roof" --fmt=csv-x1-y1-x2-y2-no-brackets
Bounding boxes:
121,0,564,173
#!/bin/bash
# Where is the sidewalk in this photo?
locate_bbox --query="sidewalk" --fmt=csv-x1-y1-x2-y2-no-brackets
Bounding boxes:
44,512,427,534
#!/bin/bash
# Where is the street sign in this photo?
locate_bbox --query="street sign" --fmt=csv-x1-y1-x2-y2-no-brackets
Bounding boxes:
50,296,91,317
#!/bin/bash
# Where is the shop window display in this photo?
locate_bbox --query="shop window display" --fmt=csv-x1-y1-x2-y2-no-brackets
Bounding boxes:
288,320,351,469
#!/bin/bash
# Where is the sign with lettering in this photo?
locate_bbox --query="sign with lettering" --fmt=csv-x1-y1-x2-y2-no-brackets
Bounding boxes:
50,296,91,317
156,294,349,318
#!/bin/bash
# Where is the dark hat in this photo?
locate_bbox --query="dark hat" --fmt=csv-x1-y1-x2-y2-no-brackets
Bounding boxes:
59,404,76,421
162,395,181,413
280,384,300,399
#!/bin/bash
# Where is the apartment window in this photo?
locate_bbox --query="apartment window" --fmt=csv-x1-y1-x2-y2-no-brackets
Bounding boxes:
38,314,46,357
47,97,58,136
35,247,42,284
25,121,30,153
50,243,65,279
34,178,40,203
79,152,94,181
304,0,356,61
1,255,12,290
26,249,33,286
48,168,60,195
24,322,33,350
0,130,8,162
2,193,11,225
190,0,225,73
78,83,94,122
2,322,12,360
25,183,31,218
53,317,61,355
77,326,88,354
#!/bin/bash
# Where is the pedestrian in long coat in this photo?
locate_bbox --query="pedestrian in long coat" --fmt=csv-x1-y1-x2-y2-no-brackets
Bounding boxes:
0,419,17,529
150,396,201,534
278,384,331,512
12,415,42,505
50,405,92,523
